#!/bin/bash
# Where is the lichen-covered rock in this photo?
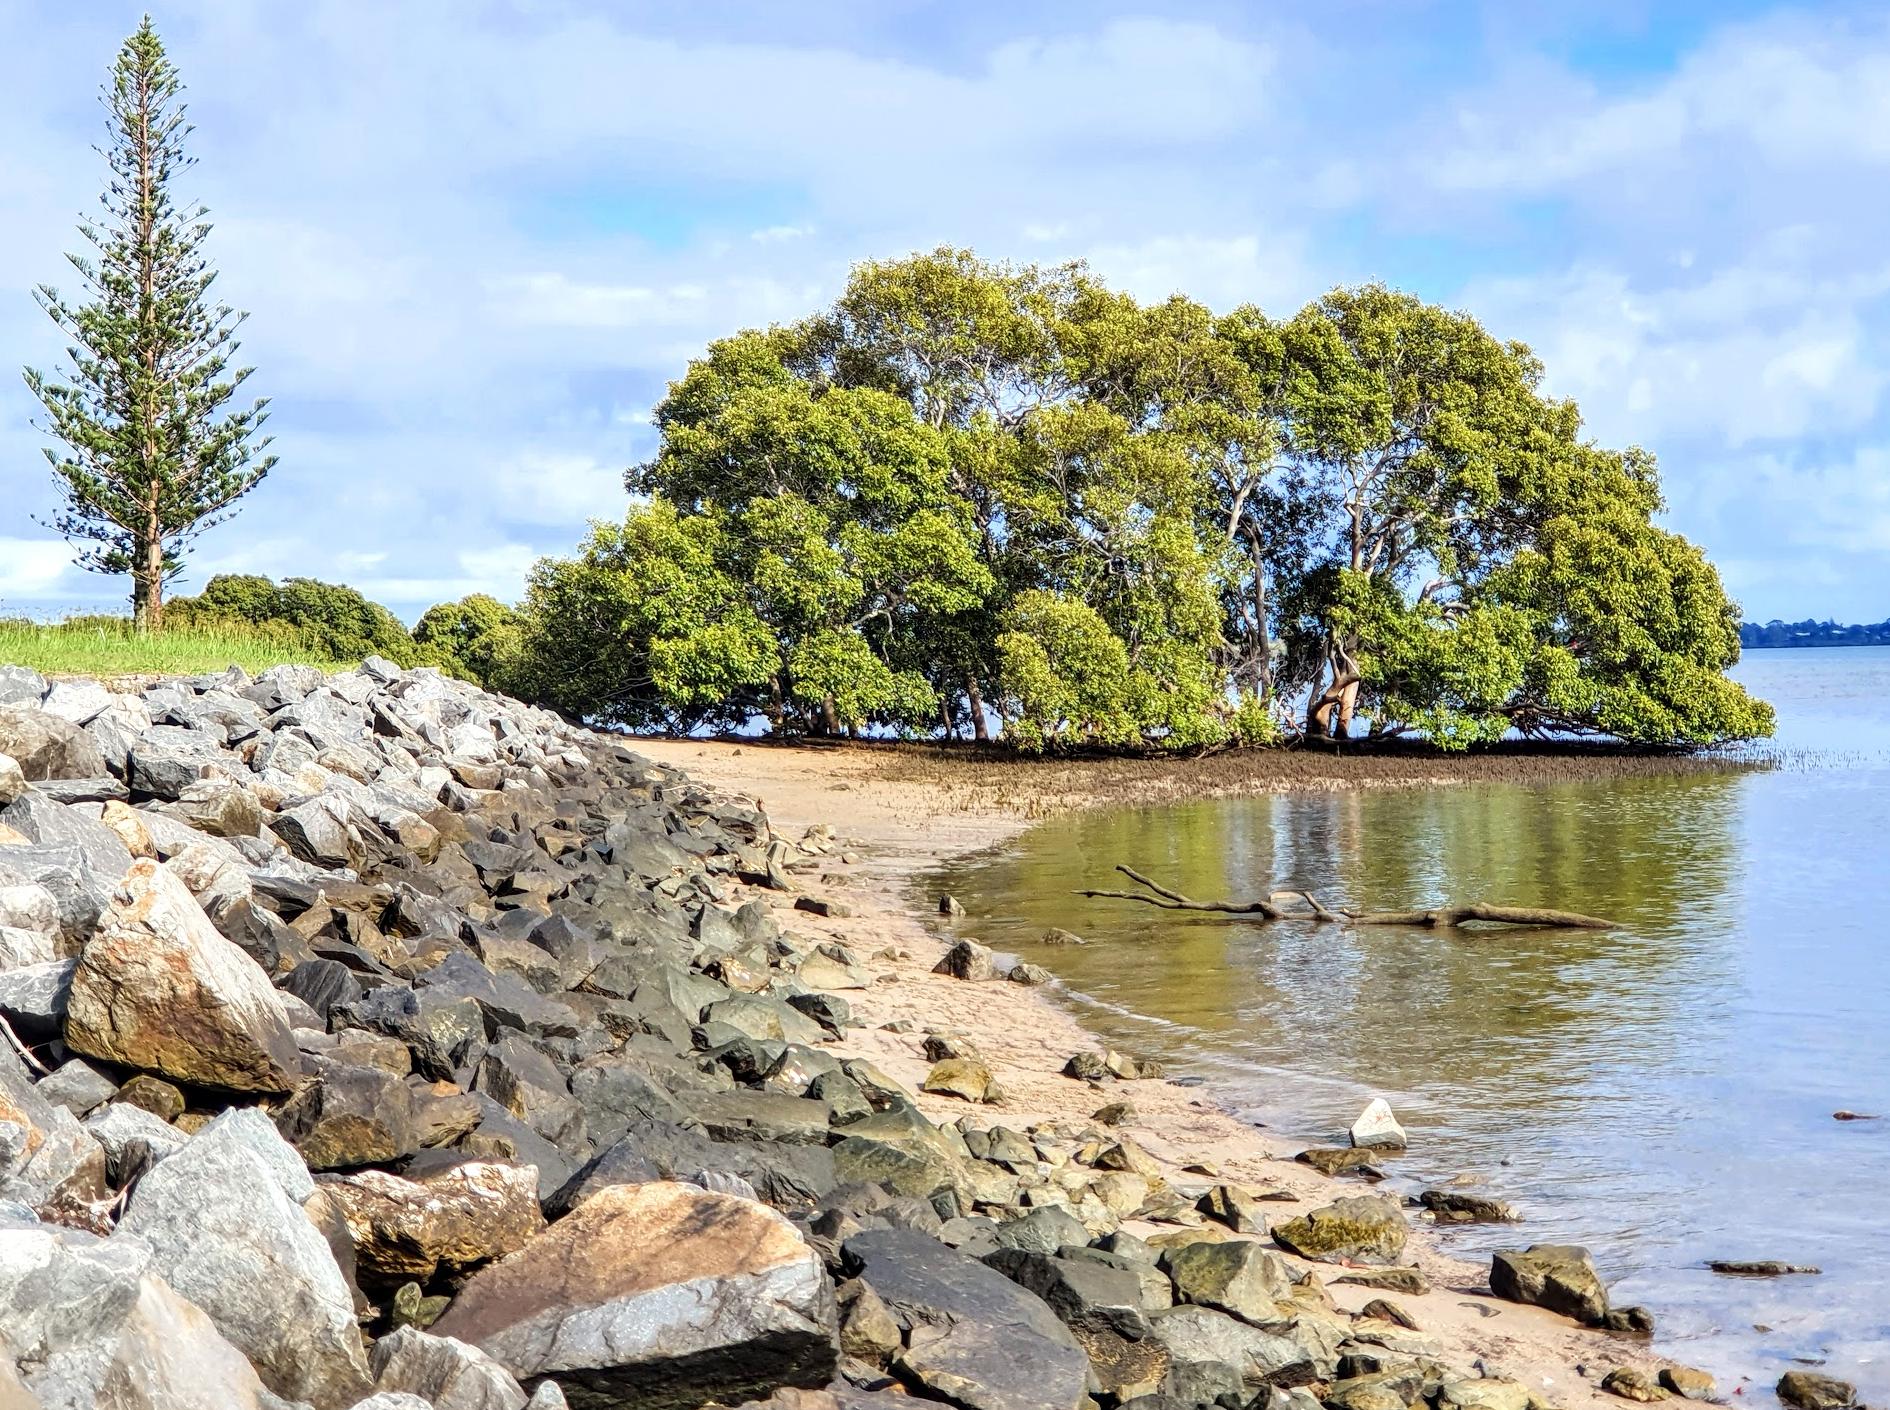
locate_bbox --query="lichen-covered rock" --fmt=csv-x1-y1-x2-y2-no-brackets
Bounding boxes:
1162,1238,1296,1325
1777,1371,1857,1410
921,1057,996,1103
433,1181,836,1410
1488,1244,1610,1326
64,860,301,1094
1271,1195,1407,1265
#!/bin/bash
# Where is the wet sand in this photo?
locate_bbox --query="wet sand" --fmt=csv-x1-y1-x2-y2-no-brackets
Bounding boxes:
639,736,1701,1408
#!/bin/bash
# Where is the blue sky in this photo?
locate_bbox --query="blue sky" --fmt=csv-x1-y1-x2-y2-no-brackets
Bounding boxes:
4,0,1889,622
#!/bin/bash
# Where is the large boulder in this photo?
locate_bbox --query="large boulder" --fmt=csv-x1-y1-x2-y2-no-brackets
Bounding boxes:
842,1226,1090,1410
0,708,106,782
0,1223,281,1410
433,1181,836,1410
1162,1238,1296,1325
1488,1245,1610,1326
64,860,301,1094
1270,1195,1406,1265
115,1109,373,1407
321,1162,544,1284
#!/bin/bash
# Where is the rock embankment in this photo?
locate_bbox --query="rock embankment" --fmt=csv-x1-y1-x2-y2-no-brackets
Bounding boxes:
0,659,1685,1410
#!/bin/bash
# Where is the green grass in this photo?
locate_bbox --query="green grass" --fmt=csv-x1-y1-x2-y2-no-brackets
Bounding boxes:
0,616,352,678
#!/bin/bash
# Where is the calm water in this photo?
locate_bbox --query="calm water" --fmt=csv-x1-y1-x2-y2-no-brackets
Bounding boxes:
933,647,1890,1398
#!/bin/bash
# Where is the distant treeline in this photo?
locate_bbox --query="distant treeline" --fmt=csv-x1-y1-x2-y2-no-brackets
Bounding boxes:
1741,619,1890,648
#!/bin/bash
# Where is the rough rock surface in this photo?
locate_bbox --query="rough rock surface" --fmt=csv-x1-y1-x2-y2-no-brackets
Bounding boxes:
115,1110,372,1406
1489,1244,1612,1326
434,1181,836,1409
64,859,301,1093
323,1162,544,1284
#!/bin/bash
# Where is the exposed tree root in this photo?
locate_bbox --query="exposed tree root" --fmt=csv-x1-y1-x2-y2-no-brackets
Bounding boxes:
1075,865,1618,930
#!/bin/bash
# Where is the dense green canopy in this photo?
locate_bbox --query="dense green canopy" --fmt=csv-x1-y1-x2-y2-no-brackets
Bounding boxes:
512,249,1772,750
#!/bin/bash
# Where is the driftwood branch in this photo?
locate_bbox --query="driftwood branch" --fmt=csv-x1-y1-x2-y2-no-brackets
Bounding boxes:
1075,866,1618,930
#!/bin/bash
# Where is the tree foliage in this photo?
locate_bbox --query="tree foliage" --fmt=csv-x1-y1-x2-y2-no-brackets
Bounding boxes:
512,249,1772,750
172,575,417,665
23,19,274,628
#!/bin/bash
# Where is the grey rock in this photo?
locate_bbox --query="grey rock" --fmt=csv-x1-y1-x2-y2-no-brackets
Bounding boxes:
0,960,76,1040
0,1223,281,1410
117,1109,369,1406
0,707,107,782
39,681,113,727
0,666,47,708
842,1227,1089,1410
368,1326,527,1410
81,1102,187,1185
1145,1304,1319,1387
32,1059,118,1117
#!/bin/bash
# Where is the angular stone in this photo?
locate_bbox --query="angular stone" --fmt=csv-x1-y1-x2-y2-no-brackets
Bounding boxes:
64,860,301,1093
369,1325,529,1410
0,707,107,782
843,1227,1089,1410
1144,1304,1318,1387
1198,1183,1271,1234
1350,1097,1407,1151
165,779,263,838
323,1161,544,1284
0,960,75,1041
434,1182,836,1410
39,680,112,726
1271,1196,1407,1266
0,1224,281,1410
117,1108,373,1407
1488,1245,1610,1326
1163,1238,1296,1324
32,1059,117,1117
932,939,995,981
274,1056,421,1169
273,796,359,869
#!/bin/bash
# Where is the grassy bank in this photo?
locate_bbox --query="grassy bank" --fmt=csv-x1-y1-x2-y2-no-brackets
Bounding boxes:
0,617,350,678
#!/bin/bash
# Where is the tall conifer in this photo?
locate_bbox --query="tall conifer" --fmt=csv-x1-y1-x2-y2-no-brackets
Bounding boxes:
24,17,274,629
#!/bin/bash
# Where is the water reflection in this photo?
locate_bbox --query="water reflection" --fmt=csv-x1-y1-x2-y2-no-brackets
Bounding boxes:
933,649,1890,1397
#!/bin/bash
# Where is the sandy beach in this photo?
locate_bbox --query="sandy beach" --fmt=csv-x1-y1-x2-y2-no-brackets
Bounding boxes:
636,736,1701,1409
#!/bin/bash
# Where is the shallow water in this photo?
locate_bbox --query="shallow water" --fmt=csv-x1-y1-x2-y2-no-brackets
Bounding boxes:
932,647,1890,1398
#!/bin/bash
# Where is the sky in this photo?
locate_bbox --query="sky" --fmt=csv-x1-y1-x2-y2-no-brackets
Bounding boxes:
2,0,1888,623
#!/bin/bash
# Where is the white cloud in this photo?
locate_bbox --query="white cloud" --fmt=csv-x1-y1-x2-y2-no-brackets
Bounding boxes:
0,538,74,600
491,453,630,527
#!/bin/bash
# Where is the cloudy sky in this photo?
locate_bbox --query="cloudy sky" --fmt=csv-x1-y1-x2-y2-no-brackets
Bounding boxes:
3,0,1887,622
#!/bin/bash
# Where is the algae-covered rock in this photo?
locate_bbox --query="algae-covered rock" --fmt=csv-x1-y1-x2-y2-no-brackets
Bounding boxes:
1271,1195,1406,1265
